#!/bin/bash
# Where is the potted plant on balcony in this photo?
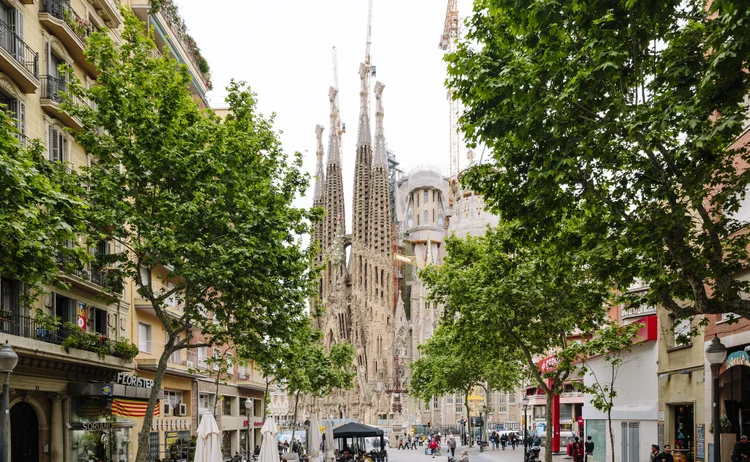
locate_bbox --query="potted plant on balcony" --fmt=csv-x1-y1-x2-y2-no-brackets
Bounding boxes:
33,309,61,341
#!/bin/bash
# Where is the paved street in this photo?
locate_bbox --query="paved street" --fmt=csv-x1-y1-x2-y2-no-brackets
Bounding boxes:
386,444,570,462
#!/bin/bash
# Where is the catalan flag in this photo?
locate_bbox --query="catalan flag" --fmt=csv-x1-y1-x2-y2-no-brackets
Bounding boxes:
111,398,160,418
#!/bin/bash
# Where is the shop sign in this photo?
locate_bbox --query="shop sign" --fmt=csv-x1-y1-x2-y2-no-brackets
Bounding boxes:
538,355,559,373
82,421,113,431
726,351,750,369
116,372,154,389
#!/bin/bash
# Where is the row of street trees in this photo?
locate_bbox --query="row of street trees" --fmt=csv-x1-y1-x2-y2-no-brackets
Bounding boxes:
0,9,354,462
412,1,750,461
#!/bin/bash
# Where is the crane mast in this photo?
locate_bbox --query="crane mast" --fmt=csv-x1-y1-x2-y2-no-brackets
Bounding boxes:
440,0,460,206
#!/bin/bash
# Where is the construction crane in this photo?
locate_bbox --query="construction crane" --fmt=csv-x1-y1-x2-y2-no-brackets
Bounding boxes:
332,46,345,140
439,0,460,206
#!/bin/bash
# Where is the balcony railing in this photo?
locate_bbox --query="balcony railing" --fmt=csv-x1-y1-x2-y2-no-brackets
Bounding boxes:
0,19,39,78
622,303,656,319
55,251,106,288
41,75,92,108
0,312,72,345
41,0,94,42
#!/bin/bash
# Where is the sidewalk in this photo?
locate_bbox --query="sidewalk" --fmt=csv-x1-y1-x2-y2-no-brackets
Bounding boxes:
387,443,571,462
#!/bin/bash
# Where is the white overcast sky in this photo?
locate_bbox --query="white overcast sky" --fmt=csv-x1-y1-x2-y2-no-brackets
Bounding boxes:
176,0,474,213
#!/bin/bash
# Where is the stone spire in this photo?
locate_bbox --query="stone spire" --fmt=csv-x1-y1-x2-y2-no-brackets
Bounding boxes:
323,87,345,258
313,124,325,205
312,125,326,271
357,63,372,149
351,63,373,287
367,81,392,257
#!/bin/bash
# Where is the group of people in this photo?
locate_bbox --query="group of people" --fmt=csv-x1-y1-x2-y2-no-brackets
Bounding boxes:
487,431,534,450
649,435,749,462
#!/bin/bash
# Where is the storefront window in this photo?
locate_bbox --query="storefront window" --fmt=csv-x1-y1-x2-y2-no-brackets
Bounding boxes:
672,404,694,457
69,397,133,462
586,419,606,462
222,431,232,457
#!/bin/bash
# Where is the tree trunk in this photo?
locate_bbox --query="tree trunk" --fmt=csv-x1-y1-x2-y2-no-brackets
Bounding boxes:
135,341,175,462
545,390,553,462
291,390,300,452
607,406,614,462
263,378,271,420
464,388,472,447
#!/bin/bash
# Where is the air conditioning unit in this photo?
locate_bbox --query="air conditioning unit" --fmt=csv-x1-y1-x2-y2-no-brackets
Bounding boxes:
240,373,249,380
163,404,173,416
185,360,194,368
178,403,187,416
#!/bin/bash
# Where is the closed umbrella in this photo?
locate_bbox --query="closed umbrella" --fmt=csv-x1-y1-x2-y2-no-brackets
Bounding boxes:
194,413,222,462
259,418,281,462
309,416,322,462
324,420,335,462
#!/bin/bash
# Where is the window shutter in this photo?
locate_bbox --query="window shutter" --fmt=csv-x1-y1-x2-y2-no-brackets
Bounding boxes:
621,422,628,462
14,10,23,63
17,100,25,138
49,126,61,162
138,323,148,352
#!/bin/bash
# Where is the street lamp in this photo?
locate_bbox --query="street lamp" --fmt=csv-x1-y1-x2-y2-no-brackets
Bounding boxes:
521,394,530,462
706,334,727,462
245,398,254,461
0,341,19,462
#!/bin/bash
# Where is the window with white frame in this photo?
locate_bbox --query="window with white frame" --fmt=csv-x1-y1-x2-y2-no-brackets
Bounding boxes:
138,322,151,353
671,316,692,347
167,332,181,363
198,346,207,368
198,392,215,414
212,349,220,371
164,390,183,407
721,313,739,322
48,124,69,162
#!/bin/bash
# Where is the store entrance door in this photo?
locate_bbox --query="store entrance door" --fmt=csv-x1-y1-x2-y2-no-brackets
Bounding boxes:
10,402,39,462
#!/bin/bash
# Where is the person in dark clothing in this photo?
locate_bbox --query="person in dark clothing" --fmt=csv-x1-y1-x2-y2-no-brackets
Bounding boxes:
500,433,508,450
656,445,674,462
650,445,661,462
733,435,750,462
585,436,595,462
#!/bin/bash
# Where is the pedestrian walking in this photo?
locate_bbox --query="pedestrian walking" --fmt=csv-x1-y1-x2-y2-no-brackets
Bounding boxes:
655,445,674,462
572,437,584,462
398,437,404,450
650,445,661,462
585,436,595,462
510,433,517,450
411,436,417,450
449,435,457,458
429,438,439,458
732,435,749,462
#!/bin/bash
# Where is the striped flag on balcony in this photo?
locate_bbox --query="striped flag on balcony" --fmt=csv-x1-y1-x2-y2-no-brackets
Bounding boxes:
112,398,160,418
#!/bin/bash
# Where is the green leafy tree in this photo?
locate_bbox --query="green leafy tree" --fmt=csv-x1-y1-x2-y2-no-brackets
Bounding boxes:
0,108,88,290
285,336,355,448
420,224,609,461
449,0,750,320
63,11,317,461
410,321,520,447
559,322,644,462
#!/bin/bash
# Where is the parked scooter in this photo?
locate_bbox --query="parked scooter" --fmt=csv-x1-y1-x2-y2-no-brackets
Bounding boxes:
525,445,541,462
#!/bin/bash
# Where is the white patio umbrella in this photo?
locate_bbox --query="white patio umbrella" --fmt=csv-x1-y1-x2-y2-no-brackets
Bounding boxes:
259,417,281,462
324,419,335,462
194,413,222,462
308,415,322,462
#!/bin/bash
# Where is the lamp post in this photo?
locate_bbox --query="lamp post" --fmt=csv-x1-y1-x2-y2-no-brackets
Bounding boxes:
521,395,530,462
706,335,727,462
245,398,254,461
0,341,19,462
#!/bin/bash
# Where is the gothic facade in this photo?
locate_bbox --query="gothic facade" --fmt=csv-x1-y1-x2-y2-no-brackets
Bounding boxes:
311,63,399,425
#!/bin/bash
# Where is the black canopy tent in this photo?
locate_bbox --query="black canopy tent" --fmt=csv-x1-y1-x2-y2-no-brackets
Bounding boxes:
332,423,385,458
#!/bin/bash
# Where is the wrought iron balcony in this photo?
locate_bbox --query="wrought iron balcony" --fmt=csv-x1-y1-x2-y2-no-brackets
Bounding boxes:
0,18,39,92
0,313,72,345
40,75,92,130
41,0,94,42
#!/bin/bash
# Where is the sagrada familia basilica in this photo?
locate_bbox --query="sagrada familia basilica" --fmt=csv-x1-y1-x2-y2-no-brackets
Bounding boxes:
307,48,500,426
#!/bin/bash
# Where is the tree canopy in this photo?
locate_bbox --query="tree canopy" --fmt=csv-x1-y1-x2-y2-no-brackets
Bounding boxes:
65,10,318,461
0,109,88,290
419,223,613,460
449,0,750,319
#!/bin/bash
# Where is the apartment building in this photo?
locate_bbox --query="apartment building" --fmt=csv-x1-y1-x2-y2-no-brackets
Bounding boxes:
0,0,229,461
